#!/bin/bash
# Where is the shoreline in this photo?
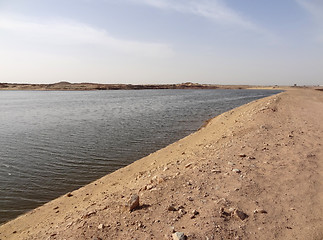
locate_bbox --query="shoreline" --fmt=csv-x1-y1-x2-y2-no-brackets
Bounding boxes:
0,88,322,239
0,82,294,91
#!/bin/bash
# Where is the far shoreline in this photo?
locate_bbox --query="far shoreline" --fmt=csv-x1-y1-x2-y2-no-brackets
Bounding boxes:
0,81,298,91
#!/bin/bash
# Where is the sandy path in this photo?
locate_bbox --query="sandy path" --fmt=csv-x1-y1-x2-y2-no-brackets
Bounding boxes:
0,88,322,240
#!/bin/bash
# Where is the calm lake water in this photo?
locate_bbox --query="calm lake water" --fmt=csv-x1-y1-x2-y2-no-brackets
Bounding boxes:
0,89,281,224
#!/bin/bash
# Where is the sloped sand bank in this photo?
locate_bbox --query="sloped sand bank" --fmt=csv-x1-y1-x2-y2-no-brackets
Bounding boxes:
0,88,322,240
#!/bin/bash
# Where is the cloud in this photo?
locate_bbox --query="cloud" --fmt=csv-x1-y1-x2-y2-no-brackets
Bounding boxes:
296,0,323,18
296,0,323,42
129,0,275,39
0,14,173,57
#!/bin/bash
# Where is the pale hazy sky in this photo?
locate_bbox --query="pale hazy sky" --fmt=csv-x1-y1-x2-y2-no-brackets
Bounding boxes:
0,0,322,85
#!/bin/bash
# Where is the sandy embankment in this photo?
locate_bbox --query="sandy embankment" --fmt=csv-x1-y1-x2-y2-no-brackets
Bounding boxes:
0,89,322,240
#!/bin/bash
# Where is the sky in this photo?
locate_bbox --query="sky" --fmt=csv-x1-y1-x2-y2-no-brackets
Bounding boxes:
0,0,322,85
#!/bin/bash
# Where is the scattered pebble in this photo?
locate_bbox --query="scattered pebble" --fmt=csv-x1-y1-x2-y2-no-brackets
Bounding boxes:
185,163,193,168
192,209,199,216
66,192,73,197
98,224,104,230
172,232,186,240
168,205,177,211
128,194,140,211
82,210,96,218
145,185,154,190
228,208,235,213
178,209,187,217
254,209,268,214
234,209,248,221
232,169,241,173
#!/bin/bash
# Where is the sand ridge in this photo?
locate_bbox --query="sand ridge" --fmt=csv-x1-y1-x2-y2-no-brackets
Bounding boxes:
0,89,322,239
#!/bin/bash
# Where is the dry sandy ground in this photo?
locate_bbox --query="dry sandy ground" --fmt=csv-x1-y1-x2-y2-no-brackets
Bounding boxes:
0,89,322,240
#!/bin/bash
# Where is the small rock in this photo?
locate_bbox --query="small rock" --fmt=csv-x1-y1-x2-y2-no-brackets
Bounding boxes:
239,154,247,157
211,169,221,173
151,175,166,183
254,209,267,214
128,194,140,211
248,156,256,160
98,224,104,230
66,221,74,228
168,205,177,211
228,207,235,213
219,207,224,214
185,163,193,168
66,192,73,197
146,185,154,190
158,176,166,183
234,209,248,221
187,196,194,201
232,169,241,173
192,209,199,215
178,209,187,216
151,175,158,182
82,210,96,218
172,232,186,240
228,161,235,166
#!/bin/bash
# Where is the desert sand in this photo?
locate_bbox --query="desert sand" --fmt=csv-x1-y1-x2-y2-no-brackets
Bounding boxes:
0,88,322,240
